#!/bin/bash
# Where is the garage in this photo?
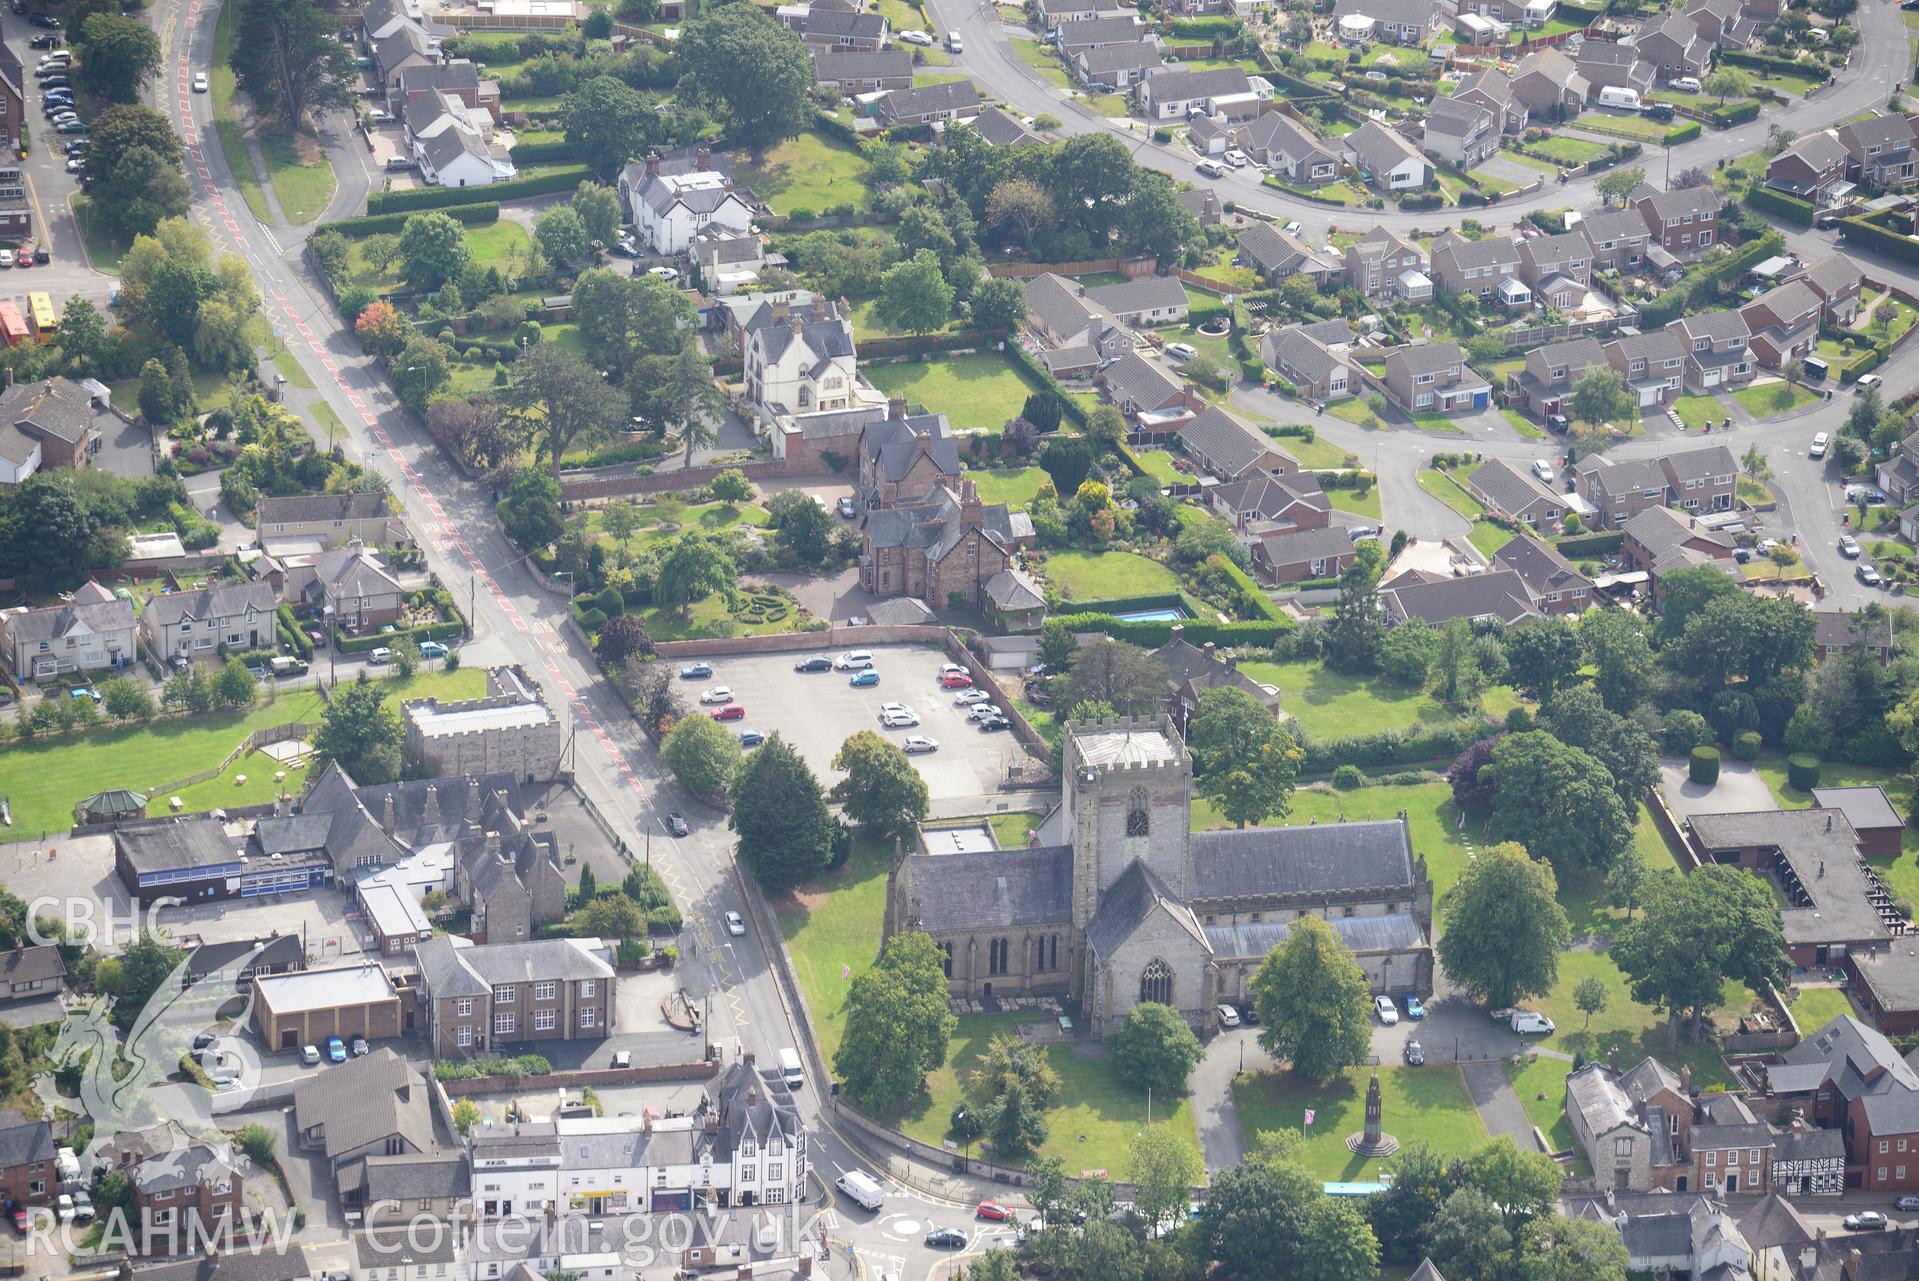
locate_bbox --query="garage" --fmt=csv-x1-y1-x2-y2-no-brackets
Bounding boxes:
1471,390,1489,409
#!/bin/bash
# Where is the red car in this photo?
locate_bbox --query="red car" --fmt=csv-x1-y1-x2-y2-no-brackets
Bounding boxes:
976,1202,1010,1222
710,704,746,721
940,672,974,689
10,1205,28,1234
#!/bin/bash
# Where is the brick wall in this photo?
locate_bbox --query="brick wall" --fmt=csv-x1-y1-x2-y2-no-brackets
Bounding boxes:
560,460,795,504
439,1061,717,1095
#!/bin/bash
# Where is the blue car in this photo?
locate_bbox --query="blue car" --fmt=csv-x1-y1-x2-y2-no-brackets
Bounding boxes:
1405,995,1425,1020
849,669,880,688
738,729,766,747
419,641,447,659
680,662,713,680
326,1036,346,1063
68,687,100,703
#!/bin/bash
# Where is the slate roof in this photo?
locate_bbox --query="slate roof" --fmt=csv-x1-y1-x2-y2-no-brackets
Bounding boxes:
133,1143,246,1195
968,105,1040,146
1099,350,1186,412
3,587,132,647
312,543,401,600
1085,858,1208,958
1566,1063,1647,1137
257,492,391,526
116,818,240,877
812,49,913,82
1024,272,1099,340
141,581,278,629
1177,406,1279,477
1620,1210,1697,1261
0,944,63,989
1769,1014,1919,1113
0,1112,50,1172
291,1048,433,1160
1632,182,1724,222
397,60,478,95
360,1152,471,1203
1380,568,1538,625
1770,1125,1846,1167
1471,457,1563,516
1799,252,1863,297
984,568,1045,611
1078,41,1161,73
1493,534,1590,598
1243,111,1336,164
1145,67,1253,103
906,843,1074,932
1256,525,1356,568
803,8,887,37
184,934,305,985
1188,818,1415,900
374,24,433,76
1053,15,1145,47
0,376,109,447
415,935,611,1000
862,406,957,481
1205,909,1423,959
1347,121,1428,176
1521,230,1591,275
1084,275,1188,317
128,1248,312,1281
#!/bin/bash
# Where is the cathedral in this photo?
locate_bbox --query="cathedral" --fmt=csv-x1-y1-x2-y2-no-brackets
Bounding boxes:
884,713,1436,1034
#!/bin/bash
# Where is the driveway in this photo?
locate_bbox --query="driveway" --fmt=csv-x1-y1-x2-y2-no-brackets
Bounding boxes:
93,416,155,479
1461,1060,1539,1146
1657,756,1779,821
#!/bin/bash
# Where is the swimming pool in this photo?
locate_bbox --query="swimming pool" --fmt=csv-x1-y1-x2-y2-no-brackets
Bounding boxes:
1112,607,1186,623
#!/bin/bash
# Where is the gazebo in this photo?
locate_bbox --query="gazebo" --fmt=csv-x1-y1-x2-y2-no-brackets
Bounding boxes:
74,789,148,825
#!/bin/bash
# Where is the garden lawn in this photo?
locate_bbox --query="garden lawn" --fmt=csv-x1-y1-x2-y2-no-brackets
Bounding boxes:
1501,409,1545,439
1327,486,1383,519
1789,986,1855,1032
636,590,812,642
1671,395,1727,432
775,831,893,1064
987,811,1041,847
1232,1066,1486,1179
1503,1054,1577,1154
967,466,1051,507
1731,382,1820,418
1752,750,1919,910
1232,659,1508,750
734,132,869,216
1417,467,1485,520
259,131,336,225
1571,111,1672,142
584,500,768,554
1525,135,1609,166
865,353,1046,432
1470,520,1515,557
1326,398,1388,430
1281,434,1354,469
467,219,533,269
1042,550,1181,602
1530,946,1746,1087
1134,450,1186,484
0,691,328,837
1011,37,1075,91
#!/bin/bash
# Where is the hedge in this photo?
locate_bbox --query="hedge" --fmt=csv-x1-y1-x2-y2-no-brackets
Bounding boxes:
1690,745,1720,785
1005,342,1088,428
334,619,466,653
1398,192,1444,211
324,203,500,239
1732,729,1762,761
1067,591,1188,615
276,605,313,661
1049,611,1293,647
1840,211,1919,266
1220,559,1283,620
1721,49,1830,80
1744,183,1815,228
1637,231,1784,328
1300,723,1475,775
1663,120,1703,146
1553,531,1625,557
365,166,594,214
1708,100,1761,128
508,139,581,165
1787,753,1820,790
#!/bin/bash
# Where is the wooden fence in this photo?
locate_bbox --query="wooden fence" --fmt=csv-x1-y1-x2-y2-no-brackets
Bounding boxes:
148,722,315,799
986,255,1159,280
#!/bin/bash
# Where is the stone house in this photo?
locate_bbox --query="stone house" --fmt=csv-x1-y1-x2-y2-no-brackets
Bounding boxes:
0,580,135,682
860,479,1016,610
414,936,615,1056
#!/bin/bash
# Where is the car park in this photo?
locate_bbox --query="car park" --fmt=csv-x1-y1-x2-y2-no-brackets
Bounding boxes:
725,911,746,936
699,686,735,704
738,729,766,747
903,736,939,753
52,119,84,133
680,661,713,679
29,34,59,49
1373,995,1399,1025
881,708,919,727
850,669,880,687
1403,1039,1425,1066
1216,1003,1240,1028
940,671,974,689
665,813,689,837
1859,563,1883,587
967,704,1004,722
63,157,82,173
710,703,746,721
793,655,832,673
1840,534,1862,558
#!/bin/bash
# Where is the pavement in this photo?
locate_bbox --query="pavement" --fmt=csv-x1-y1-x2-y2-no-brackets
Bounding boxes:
1657,755,1781,820
1461,1060,1538,1144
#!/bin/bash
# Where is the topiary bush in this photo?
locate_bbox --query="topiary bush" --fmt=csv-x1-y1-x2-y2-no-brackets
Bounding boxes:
576,606,607,633
1732,730,1762,762
595,585,625,618
1332,764,1364,790
1690,746,1721,785
1787,753,1821,791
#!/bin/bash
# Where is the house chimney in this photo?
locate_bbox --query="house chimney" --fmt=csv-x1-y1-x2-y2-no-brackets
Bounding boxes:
960,478,982,526
423,784,440,828
696,144,711,170
1608,1045,1619,1073
644,152,661,177
1202,641,1216,659
888,396,907,421
1169,623,1185,644
382,792,396,836
1680,1063,1692,1092
466,776,482,823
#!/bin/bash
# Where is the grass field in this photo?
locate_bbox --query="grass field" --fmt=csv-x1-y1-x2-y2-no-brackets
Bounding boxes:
1232,1066,1487,1178
1503,1053,1576,1153
1571,110,1674,142
1524,136,1610,165
1278,434,1354,469
1417,467,1485,520
210,0,334,224
1041,550,1182,601
1327,486,1383,519
587,499,771,552
1788,985,1855,1032
1233,659,1510,745
866,353,1047,432
734,132,870,216
967,466,1052,507
1325,398,1390,430
1731,382,1820,418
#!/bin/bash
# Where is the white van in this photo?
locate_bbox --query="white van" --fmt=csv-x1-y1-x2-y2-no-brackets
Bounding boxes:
1597,86,1640,110
836,1170,886,1211
778,1047,804,1090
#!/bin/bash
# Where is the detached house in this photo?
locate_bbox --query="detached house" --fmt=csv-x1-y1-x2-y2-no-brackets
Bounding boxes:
1517,229,1592,307
1331,0,1441,45
1137,68,1257,121
1252,527,1359,585
0,376,116,487
256,492,397,550
1578,208,1651,273
1789,252,1865,324
286,540,405,636
1837,114,1918,189
1766,129,1851,206
1421,95,1499,168
1345,121,1432,192
138,581,279,668
876,80,982,128
414,935,615,1055
1510,47,1588,119
1431,232,1524,305
1454,68,1528,134
1739,279,1823,368
1670,310,1754,393
1344,226,1430,301
811,49,913,93
744,296,858,418
1604,327,1687,409
1621,504,1737,604
1505,335,1606,420
1493,535,1593,614
1631,183,1722,256
1237,223,1340,286
1176,406,1296,482
1075,41,1162,89
0,580,135,682
1242,112,1341,182
1209,467,1330,537
787,7,889,50
1576,41,1654,101
1051,14,1145,55
1383,343,1491,415
1634,13,1708,81
1084,275,1189,328
1467,457,1567,529
1261,321,1358,402
620,151,754,255
1035,0,1129,26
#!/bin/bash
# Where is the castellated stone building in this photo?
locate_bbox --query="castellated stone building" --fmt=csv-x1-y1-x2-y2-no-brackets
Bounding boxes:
403,666,563,782
884,713,1435,1034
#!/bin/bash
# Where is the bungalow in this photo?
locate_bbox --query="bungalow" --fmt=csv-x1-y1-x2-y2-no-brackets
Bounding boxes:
1604,327,1687,409
1075,41,1162,88
1766,129,1852,206
1383,343,1491,415
1052,15,1146,55
1813,609,1895,668
1344,226,1430,301
1261,322,1358,401
1788,252,1865,325
415,127,514,189
1242,111,1341,182
1739,279,1823,368
1669,310,1754,393
1578,207,1651,273
876,80,982,128
1023,272,1106,348
1136,67,1257,121
1210,467,1330,535
789,7,890,50
1467,457,1567,529
1631,183,1722,256
1097,351,1196,419
1493,535,1594,614
1430,232,1523,302
1380,568,1539,626
1837,114,1918,189
1083,275,1189,328
1344,121,1432,192
1575,41,1654,100
1237,223,1341,285
1176,406,1297,481
1034,0,1129,27
1634,13,1708,81
1510,47,1588,120
1176,187,1222,226
1506,335,1607,420
1252,526,1359,585
811,49,913,93
1330,0,1441,45
1421,95,1499,168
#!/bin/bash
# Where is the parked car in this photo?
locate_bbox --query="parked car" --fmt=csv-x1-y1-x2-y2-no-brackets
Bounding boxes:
325,1037,346,1063
709,703,746,721
850,669,881,688
880,703,919,727
1531,459,1554,484
1373,995,1399,1025
29,34,60,49
680,661,713,679
903,736,939,754
192,72,208,92
1164,342,1197,361
940,671,974,689
53,121,87,133
725,911,747,936
10,1206,28,1234
301,1044,321,1066
793,655,832,672
1216,1003,1241,1028
699,685,734,704
612,1050,631,1068
955,689,990,705
834,651,874,670
350,1036,369,1057
418,641,447,659
899,28,934,43
1839,534,1862,558
29,14,61,28
1895,1195,1919,1211
1405,995,1425,1020
978,716,1011,732
1858,563,1883,587
665,812,689,837
738,729,766,747
1403,1039,1425,1066
838,496,857,518
367,646,392,665
977,1202,1010,1222
1846,1212,1890,1231
1857,374,1883,392
967,704,1004,722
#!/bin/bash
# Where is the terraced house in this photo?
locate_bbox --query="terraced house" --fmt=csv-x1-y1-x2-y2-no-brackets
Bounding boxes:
137,581,279,668
0,580,135,682
1260,319,1358,401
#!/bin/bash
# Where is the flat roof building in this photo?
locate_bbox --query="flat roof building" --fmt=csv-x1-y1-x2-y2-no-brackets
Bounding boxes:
251,964,405,1051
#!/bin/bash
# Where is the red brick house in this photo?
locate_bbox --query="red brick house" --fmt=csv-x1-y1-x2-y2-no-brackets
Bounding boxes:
131,1144,248,1253
1630,183,1723,258
0,1111,54,1206
1765,1015,1919,1191
1814,608,1894,666
860,480,1016,610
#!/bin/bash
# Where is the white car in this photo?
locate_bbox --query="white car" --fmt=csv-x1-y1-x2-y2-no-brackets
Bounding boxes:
882,708,920,728
954,689,990,705
1531,459,1554,484
1810,431,1830,458
1224,149,1250,168
967,704,1005,722
899,28,934,44
1164,342,1197,361
903,735,939,754
939,662,970,678
1283,220,1302,235
1374,995,1399,1026
191,72,208,92
698,686,734,704
1511,1011,1555,1035
1216,1003,1241,1028
724,911,746,936
1857,374,1883,392
834,651,874,670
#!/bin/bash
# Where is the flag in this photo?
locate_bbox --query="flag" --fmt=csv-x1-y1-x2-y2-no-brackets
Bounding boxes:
841,963,852,980
1304,1109,1315,1126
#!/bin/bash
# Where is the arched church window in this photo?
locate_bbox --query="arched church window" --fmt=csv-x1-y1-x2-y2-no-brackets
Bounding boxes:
1139,958,1173,1006
1126,787,1150,838
939,942,953,978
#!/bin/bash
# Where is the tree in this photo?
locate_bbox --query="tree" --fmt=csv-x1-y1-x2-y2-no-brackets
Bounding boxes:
654,530,738,613
1579,609,1654,713
138,358,175,424
452,1100,482,1135
1785,357,1809,389
497,468,564,550
836,930,956,1110
1060,638,1165,717
1614,865,1787,1048
354,300,409,358
1431,617,1485,710
1606,845,1651,920
230,0,355,131
874,249,955,336
677,4,813,149
1568,365,1633,432
507,343,629,477
398,211,473,294
563,75,661,179
595,615,652,666
766,488,837,564
534,205,591,266
1251,915,1373,1080
1704,65,1754,102
1427,1188,1512,1281
1326,543,1385,674
1438,843,1571,1008
76,13,162,102
729,734,834,892
313,675,403,783
572,183,622,248
86,106,188,238
985,178,1056,249
1105,1002,1204,1097
1540,685,1659,806
1189,686,1302,828
708,469,754,505
56,299,107,378
1447,735,1502,812
661,708,740,798
393,335,450,412
970,275,1027,334
1466,1136,1564,1229
1573,975,1609,1028
1367,1144,1454,1264
1503,617,1581,702
1301,1196,1381,1281
599,501,641,563
1517,1215,1628,1281
101,677,154,721
1487,732,1633,875
1595,166,1646,207
1741,443,1772,481
1205,1158,1323,1279
1040,435,1094,496
1119,172,1200,262
213,658,256,709
1128,1126,1203,1238
1379,620,1441,686
830,730,930,841
117,931,186,1020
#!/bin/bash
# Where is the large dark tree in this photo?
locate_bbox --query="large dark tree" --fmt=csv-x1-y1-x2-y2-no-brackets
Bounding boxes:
1614,866,1787,1049
562,76,661,180
676,4,812,149
1189,686,1301,828
506,344,629,478
313,675,403,783
1503,617,1582,702
230,0,357,131
1539,685,1660,807
1437,843,1571,1008
1487,731,1633,875
75,12,162,102
86,106,189,238
835,931,955,1111
729,733,834,893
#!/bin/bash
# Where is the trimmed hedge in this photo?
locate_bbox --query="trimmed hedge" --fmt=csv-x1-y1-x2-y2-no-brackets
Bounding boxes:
1663,120,1703,146
508,139,581,165
1049,611,1293,647
1840,211,1919,266
1709,100,1761,128
1787,753,1820,790
1732,729,1762,761
1553,531,1625,558
1744,183,1815,228
1005,342,1089,428
1638,231,1784,328
324,203,499,239
1690,745,1720,785
1721,49,1830,80
334,619,465,654
366,166,593,214
1398,192,1444,211
1300,723,1475,774
276,604,313,661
